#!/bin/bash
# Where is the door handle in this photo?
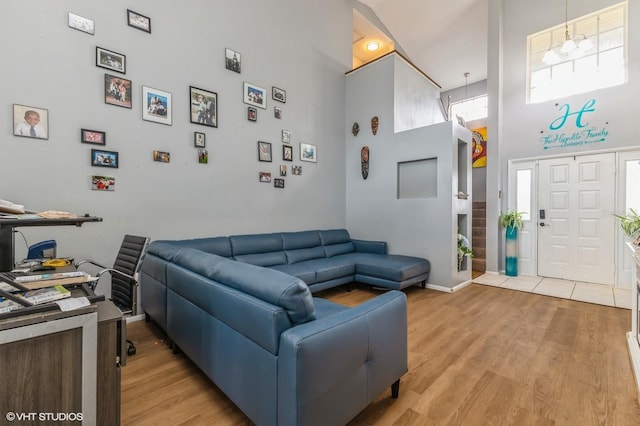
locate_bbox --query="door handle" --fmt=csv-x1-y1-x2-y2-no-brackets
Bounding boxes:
540,222,549,227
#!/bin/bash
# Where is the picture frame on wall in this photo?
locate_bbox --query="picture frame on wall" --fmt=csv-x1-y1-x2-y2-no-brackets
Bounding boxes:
13,104,48,139
258,141,272,162
194,132,206,148
81,129,106,145
243,82,266,109
96,47,126,74
91,149,118,168
272,87,286,103
300,143,317,163
91,175,115,191
127,9,151,33
104,74,132,108
274,178,285,189
189,86,217,128
142,86,172,125
283,145,292,162
282,129,291,144
225,48,241,73
68,12,94,35
259,172,272,183
153,150,170,163
247,107,257,122
274,106,282,119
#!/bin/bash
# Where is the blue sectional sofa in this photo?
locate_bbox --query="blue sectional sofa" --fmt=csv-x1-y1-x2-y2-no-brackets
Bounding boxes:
139,229,429,425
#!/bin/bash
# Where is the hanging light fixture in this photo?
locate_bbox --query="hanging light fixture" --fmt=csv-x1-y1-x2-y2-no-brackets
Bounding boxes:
542,0,594,65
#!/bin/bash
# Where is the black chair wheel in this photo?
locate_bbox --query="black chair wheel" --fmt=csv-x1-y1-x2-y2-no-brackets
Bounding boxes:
127,340,136,356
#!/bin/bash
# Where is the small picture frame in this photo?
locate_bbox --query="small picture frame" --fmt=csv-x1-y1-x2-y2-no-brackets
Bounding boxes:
300,143,317,163
91,149,118,168
274,178,285,189
91,176,115,191
258,141,272,162
274,106,282,119
280,165,287,176
190,86,217,128
272,87,286,103
292,165,302,175
81,129,106,145
104,74,132,108
194,132,206,148
243,82,266,109
225,48,241,73
283,145,292,162
198,149,208,164
68,12,94,35
127,9,151,33
96,47,126,74
153,150,170,163
282,129,291,144
247,107,257,122
259,172,272,183
13,104,48,140
142,86,172,125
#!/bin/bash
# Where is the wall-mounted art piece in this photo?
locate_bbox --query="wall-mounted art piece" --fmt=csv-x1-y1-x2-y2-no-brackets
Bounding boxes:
300,143,317,163
153,150,170,163
68,12,94,35
292,165,302,175
81,129,105,145
190,86,217,128
259,172,272,183
371,116,379,135
361,146,369,180
143,86,172,125
282,129,291,144
194,132,206,148
198,149,208,164
91,175,115,191
13,104,48,139
104,74,132,108
91,149,118,168
258,141,272,162
283,145,292,161
472,127,487,168
248,107,257,122
96,47,125,74
225,48,241,73
274,106,282,119
280,165,287,176
127,9,151,33
243,82,266,109
272,87,286,103
274,178,285,189
352,122,359,136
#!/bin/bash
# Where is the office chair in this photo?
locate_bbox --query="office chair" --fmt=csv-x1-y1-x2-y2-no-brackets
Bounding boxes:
76,234,150,356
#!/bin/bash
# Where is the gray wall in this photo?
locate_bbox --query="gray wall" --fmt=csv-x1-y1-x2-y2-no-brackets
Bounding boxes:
1,0,353,269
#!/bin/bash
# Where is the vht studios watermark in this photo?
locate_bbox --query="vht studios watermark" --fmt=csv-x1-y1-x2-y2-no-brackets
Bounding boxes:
5,411,83,422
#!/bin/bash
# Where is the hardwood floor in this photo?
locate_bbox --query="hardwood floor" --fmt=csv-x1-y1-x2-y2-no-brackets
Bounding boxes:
121,284,640,425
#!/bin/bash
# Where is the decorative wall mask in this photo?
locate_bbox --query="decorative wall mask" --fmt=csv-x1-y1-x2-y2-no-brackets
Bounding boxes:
371,116,379,135
352,122,359,137
361,146,369,180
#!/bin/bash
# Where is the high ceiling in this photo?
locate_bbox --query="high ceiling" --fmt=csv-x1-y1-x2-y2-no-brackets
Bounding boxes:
355,0,488,92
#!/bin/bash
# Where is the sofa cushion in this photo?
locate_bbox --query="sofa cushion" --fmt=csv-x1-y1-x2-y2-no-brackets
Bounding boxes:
305,257,356,282
230,233,286,266
347,253,430,282
318,229,352,245
173,248,315,324
281,231,321,250
270,263,317,284
176,236,233,257
285,246,325,264
323,242,355,257
234,251,288,267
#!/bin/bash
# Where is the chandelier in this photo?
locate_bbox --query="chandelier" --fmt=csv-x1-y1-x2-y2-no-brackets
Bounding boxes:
542,0,594,65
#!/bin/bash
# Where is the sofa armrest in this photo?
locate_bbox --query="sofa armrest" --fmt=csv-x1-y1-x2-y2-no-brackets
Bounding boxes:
352,239,387,254
277,291,407,426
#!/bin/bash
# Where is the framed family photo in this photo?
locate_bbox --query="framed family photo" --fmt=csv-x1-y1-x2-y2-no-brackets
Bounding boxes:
96,47,126,74
190,86,217,128
272,87,286,103
81,129,106,145
13,104,48,140
300,143,317,163
283,145,292,161
68,12,94,35
258,141,272,162
91,149,118,168
243,82,266,109
194,132,206,148
153,150,170,163
104,74,132,108
142,86,172,125
248,107,257,122
225,48,241,73
127,9,151,33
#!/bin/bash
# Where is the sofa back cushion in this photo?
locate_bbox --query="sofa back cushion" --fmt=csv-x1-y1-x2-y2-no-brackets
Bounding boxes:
149,238,233,259
230,233,287,266
319,229,355,257
173,248,315,325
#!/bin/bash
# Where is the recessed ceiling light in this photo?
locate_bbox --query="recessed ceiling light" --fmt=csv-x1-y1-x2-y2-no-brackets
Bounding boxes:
366,41,380,51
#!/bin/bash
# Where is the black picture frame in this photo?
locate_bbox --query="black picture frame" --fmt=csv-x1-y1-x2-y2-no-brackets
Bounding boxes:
194,132,206,148
104,74,132,109
189,86,218,128
96,47,126,74
272,87,286,103
225,48,241,73
127,9,151,33
248,107,257,122
274,178,285,189
258,141,272,162
283,145,292,162
12,104,49,140
91,149,119,168
68,12,94,35
81,129,106,145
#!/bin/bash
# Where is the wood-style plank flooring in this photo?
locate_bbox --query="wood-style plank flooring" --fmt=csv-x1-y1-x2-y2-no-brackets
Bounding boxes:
121,283,640,425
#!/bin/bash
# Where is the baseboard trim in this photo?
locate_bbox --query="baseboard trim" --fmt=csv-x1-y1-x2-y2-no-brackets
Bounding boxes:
126,314,145,323
627,332,640,403
426,279,472,293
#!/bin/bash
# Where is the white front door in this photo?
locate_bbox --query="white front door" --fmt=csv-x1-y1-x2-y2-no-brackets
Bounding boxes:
537,153,615,284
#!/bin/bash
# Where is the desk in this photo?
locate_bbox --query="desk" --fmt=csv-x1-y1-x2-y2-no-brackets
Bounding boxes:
0,214,102,271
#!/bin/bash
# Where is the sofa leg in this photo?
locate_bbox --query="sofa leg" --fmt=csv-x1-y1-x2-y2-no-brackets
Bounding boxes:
391,379,400,398
171,341,181,355
421,280,426,289
144,312,151,322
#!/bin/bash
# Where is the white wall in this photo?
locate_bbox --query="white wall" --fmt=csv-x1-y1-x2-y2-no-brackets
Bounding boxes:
0,0,353,268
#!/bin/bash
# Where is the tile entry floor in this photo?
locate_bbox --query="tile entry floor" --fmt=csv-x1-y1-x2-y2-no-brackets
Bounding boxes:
473,272,632,309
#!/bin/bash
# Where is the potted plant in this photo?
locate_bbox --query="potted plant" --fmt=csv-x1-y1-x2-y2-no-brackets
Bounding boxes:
614,209,640,246
499,210,524,276
457,232,473,271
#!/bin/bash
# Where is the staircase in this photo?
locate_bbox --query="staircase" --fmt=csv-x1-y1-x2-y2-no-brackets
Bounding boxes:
472,201,486,272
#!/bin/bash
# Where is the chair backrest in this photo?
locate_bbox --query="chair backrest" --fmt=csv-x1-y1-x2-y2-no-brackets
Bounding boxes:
111,235,149,314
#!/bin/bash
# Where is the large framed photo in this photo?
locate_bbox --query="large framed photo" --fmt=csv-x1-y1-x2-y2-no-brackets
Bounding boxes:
300,143,317,163
81,129,106,145
142,86,172,125
272,87,286,103
243,82,266,110
68,12,94,35
225,48,241,73
91,149,119,168
104,74,132,108
189,86,217,128
258,141,272,162
96,47,126,74
127,9,151,33
13,104,48,139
